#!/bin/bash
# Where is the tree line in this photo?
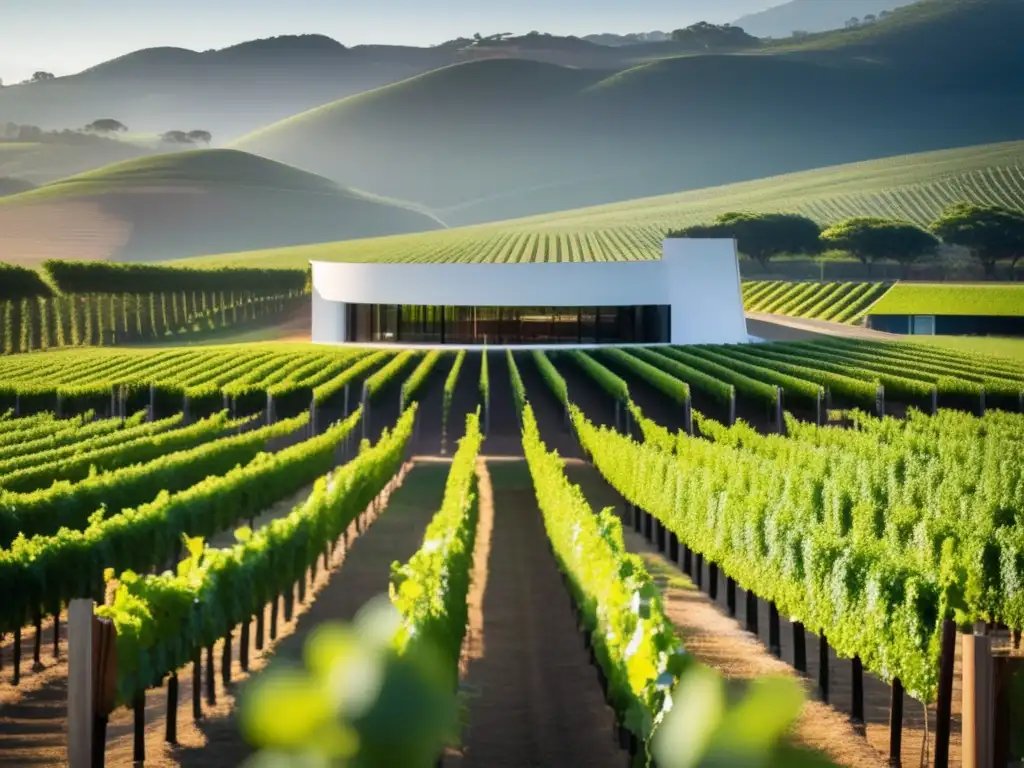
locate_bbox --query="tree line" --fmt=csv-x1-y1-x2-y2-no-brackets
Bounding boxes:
669,203,1024,279
1,261,308,301
1,120,212,146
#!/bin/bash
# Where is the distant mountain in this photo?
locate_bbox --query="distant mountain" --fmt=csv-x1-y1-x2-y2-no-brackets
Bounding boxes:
734,0,919,38
232,0,1024,224
0,149,443,266
0,35,449,142
581,31,671,47
0,27,759,143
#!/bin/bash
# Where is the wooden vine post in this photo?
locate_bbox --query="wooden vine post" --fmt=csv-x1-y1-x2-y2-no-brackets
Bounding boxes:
66,599,117,768
961,630,994,768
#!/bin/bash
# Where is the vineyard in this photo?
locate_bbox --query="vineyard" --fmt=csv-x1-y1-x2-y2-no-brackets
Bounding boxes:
0,336,1022,766
742,280,893,324
178,141,1024,269
0,261,308,354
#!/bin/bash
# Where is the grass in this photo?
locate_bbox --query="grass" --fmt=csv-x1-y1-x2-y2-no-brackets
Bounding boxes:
0,149,432,209
906,335,1024,364
868,283,1024,316
181,140,1024,268
0,149,444,266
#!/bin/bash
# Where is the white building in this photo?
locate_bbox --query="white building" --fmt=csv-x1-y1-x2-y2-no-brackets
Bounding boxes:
311,238,747,347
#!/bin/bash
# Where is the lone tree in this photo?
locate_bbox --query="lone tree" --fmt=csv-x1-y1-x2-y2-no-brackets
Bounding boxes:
84,118,128,134
821,217,939,277
160,130,193,144
930,202,1024,279
186,129,212,145
670,212,822,270
28,71,55,82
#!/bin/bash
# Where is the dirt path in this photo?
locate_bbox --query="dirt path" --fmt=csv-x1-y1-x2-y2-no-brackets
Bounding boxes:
566,460,961,768
170,460,448,768
448,459,622,768
455,458,494,682
745,313,898,341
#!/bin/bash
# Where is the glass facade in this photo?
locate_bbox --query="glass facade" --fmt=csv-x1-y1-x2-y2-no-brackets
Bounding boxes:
345,304,670,345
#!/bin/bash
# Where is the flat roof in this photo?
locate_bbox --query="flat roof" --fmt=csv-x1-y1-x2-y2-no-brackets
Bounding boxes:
867,283,1024,317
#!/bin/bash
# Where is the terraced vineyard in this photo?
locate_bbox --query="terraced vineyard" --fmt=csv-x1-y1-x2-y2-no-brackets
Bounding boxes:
1,337,1022,767
179,141,1024,268
742,281,893,324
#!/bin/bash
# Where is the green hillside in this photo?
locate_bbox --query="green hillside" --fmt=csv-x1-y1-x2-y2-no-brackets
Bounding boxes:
182,141,1024,269
229,0,1024,223
0,149,443,267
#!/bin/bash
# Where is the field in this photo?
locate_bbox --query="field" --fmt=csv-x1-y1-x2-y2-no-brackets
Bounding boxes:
742,281,892,324
180,140,1024,269
0,149,443,267
0,334,1022,766
913,335,1024,363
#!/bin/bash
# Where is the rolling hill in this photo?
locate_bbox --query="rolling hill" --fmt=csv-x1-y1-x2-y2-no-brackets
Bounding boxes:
0,149,443,267
0,35,447,142
733,0,918,38
178,140,1024,269
233,1,1024,224
0,139,154,185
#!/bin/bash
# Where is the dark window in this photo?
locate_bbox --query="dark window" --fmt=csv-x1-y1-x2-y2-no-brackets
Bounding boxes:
344,304,671,344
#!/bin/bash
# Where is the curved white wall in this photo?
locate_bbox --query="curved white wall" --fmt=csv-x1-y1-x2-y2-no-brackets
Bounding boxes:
311,238,748,346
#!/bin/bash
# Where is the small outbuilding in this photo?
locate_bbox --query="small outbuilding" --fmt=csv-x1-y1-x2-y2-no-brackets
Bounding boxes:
864,283,1024,337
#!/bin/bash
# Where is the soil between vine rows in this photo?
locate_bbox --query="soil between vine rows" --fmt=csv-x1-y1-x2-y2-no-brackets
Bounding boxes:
448,459,622,768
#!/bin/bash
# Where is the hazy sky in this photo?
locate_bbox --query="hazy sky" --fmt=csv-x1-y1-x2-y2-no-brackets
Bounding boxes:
0,0,775,83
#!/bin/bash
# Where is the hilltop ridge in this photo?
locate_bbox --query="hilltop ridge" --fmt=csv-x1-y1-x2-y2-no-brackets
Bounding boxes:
0,149,443,267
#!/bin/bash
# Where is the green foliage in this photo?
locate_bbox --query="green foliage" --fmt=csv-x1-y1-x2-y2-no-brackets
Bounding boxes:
742,280,893,324
572,404,950,700
688,346,822,406
531,350,568,406
41,260,307,295
566,350,629,402
0,411,238,494
820,217,940,273
733,346,880,408
479,350,490,409
671,212,822,267
314,351,391,404
0,409,361,633
652,667,836,768
390,410,483,690
442,350,466,429
929,202,1024,277
507,350,526,418
0,412,307,546
522,404,689,754
578,398,1024,701
600,348,691,404
364,350,418,400
401,350,444,409
0,263,52,301
97,405,417,705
